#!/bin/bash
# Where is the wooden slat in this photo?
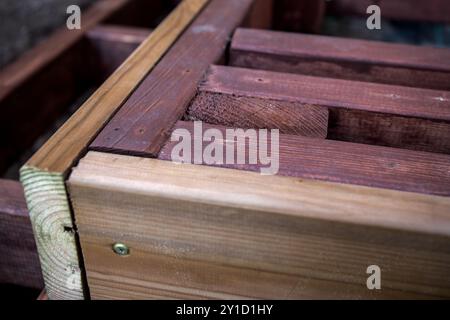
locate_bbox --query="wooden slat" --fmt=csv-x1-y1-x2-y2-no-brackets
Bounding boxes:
329,0,450,23
20,0,209,300
91,0,256,156
86,25,151,80
273,0,325,33
0,179,43,289
159,121,450,196
187,92,329,138
0,0,130,101
68,151,450,299
0,1,134,174
230,28,450,90
190,65,450,154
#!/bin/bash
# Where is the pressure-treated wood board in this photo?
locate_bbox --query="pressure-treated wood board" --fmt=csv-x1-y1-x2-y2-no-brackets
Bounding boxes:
0,179,43,289
329,0,450,23
68,151,450,299
91,0,255,156
159,121,450,196
230,28,450,90
20,0,209,300
190,65,450,154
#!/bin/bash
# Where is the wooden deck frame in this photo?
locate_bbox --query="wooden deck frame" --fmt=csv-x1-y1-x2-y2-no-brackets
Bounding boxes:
19,0,209,300
18,0,450,300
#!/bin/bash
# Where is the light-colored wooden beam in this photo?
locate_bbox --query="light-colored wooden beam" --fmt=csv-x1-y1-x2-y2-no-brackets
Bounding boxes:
68,151,450,299
19,0,209,300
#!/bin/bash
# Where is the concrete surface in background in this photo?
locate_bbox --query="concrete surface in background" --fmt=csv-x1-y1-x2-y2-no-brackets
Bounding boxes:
0,0,95,68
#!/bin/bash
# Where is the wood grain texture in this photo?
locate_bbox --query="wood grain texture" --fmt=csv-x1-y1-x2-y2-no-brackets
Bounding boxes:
91,0,255,156
159,121,450,196
329,0,450,23
273,0,325,33
187,92,329,138
20,0,209,300
68,151,450,299
0,179,43,289
230,28,450,90
20,168,83,299
195,65,450,154
86,25,151,80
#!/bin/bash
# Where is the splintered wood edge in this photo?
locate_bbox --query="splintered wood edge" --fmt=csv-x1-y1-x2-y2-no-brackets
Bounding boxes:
19,0,210,300
20,166,83,300
71,151,450,238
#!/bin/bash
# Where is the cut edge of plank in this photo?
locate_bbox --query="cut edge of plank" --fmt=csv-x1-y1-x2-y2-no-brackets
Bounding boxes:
20,165,84,300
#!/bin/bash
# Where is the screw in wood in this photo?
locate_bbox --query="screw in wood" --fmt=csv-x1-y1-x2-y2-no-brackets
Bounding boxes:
112,243,130,256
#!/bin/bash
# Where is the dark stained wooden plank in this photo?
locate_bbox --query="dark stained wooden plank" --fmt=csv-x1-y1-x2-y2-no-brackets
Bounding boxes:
273,0,325,33
0,179,43,289
0,0,130,101
329,0,450,24
159,121,450,197
86,25,151,80
0,0,134,175
194,65,450,154
0,40,94,175
187,92,329,138
230,28,450,90
91,0,255,156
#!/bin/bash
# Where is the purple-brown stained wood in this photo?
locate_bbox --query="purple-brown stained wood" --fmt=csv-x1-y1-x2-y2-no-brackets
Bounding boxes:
187,92,329,138
197,65,450,154
0,179,43,289
86,25,151,80
159,121,450,197
230,28,450,90
90,0,255,157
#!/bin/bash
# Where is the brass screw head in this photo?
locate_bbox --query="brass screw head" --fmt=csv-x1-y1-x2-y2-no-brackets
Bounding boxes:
112,243,130,256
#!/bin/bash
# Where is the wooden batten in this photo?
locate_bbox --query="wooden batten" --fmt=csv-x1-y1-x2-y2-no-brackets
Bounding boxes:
90,0,256,157
68,151,450,299
159,121,450,196
194,65,450,154
187,92,329,138
230,28,450,90
19,0,210,300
